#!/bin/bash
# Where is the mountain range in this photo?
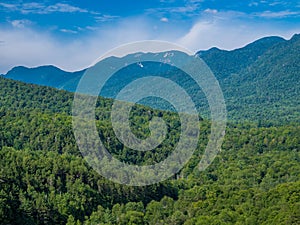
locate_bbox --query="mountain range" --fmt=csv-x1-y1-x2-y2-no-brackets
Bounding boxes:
2,34,300,124
0,35,299,225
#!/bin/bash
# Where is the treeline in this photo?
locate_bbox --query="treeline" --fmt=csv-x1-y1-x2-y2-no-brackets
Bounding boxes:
0,77,299,224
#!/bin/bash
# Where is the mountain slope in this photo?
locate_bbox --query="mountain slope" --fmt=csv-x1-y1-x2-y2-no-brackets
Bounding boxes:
3,36,285,88
2,35,299,124
222,34,300,124
3,65,85,91
0,73,299,225
197,36,285,80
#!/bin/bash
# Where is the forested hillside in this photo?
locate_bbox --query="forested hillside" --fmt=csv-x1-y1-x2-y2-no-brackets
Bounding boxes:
197,36,286,80
0,77,299,224
2,65,85,91
222,34,300,124
3,34,299,125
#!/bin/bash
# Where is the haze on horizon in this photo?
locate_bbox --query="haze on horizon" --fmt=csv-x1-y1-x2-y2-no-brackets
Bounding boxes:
0,0,299,74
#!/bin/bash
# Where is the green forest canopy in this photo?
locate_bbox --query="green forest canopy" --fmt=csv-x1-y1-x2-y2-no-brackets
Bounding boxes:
0,77,299,224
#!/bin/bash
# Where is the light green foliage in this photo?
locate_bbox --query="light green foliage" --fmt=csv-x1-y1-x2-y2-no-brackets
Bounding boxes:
0,73,299,224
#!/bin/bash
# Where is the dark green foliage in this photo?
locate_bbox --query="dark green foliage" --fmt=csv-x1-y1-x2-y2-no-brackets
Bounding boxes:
222,34,300,124
3,65,85,91
0,51,299,225
0,76,73,114
197,36,285,80
3,35,299,125
0,77,299,224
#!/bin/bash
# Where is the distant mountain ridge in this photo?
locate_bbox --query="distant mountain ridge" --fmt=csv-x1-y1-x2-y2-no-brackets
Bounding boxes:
2,35,287,88
2,34,300,124
197,36,286,80
2,65,85,90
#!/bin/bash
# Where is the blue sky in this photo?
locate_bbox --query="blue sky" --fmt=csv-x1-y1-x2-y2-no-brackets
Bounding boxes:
0,0,299,73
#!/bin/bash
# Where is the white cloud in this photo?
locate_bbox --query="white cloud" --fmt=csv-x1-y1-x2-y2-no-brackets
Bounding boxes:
255,10,300,18
249,2,259,7
95,15,120,22
0,2,18,10
268,1,289,7
21,2,44,14
204,9,218,14
188,0,204,3
160,0,176,3
0,11,299,74
0,18,155,74
160,17,169,22
0,2,89,14
45,3,88,13
176,9,299,52
10,19,33,28
177,18,298,51
60,29,78,34
169,5,198,13
146,3,199,17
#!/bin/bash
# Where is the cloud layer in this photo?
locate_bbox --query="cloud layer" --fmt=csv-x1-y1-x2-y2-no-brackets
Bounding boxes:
0,17,298,74
0,0,299,74
0,2,89,14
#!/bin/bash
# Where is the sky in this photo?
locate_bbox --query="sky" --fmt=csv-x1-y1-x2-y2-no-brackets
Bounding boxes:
0,0,299,73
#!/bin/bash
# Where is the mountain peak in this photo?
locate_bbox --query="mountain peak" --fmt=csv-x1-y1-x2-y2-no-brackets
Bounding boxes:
6,65,65,75
196,47,224,57
4,65,85,90
208,47,222,52
291,33,300,41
